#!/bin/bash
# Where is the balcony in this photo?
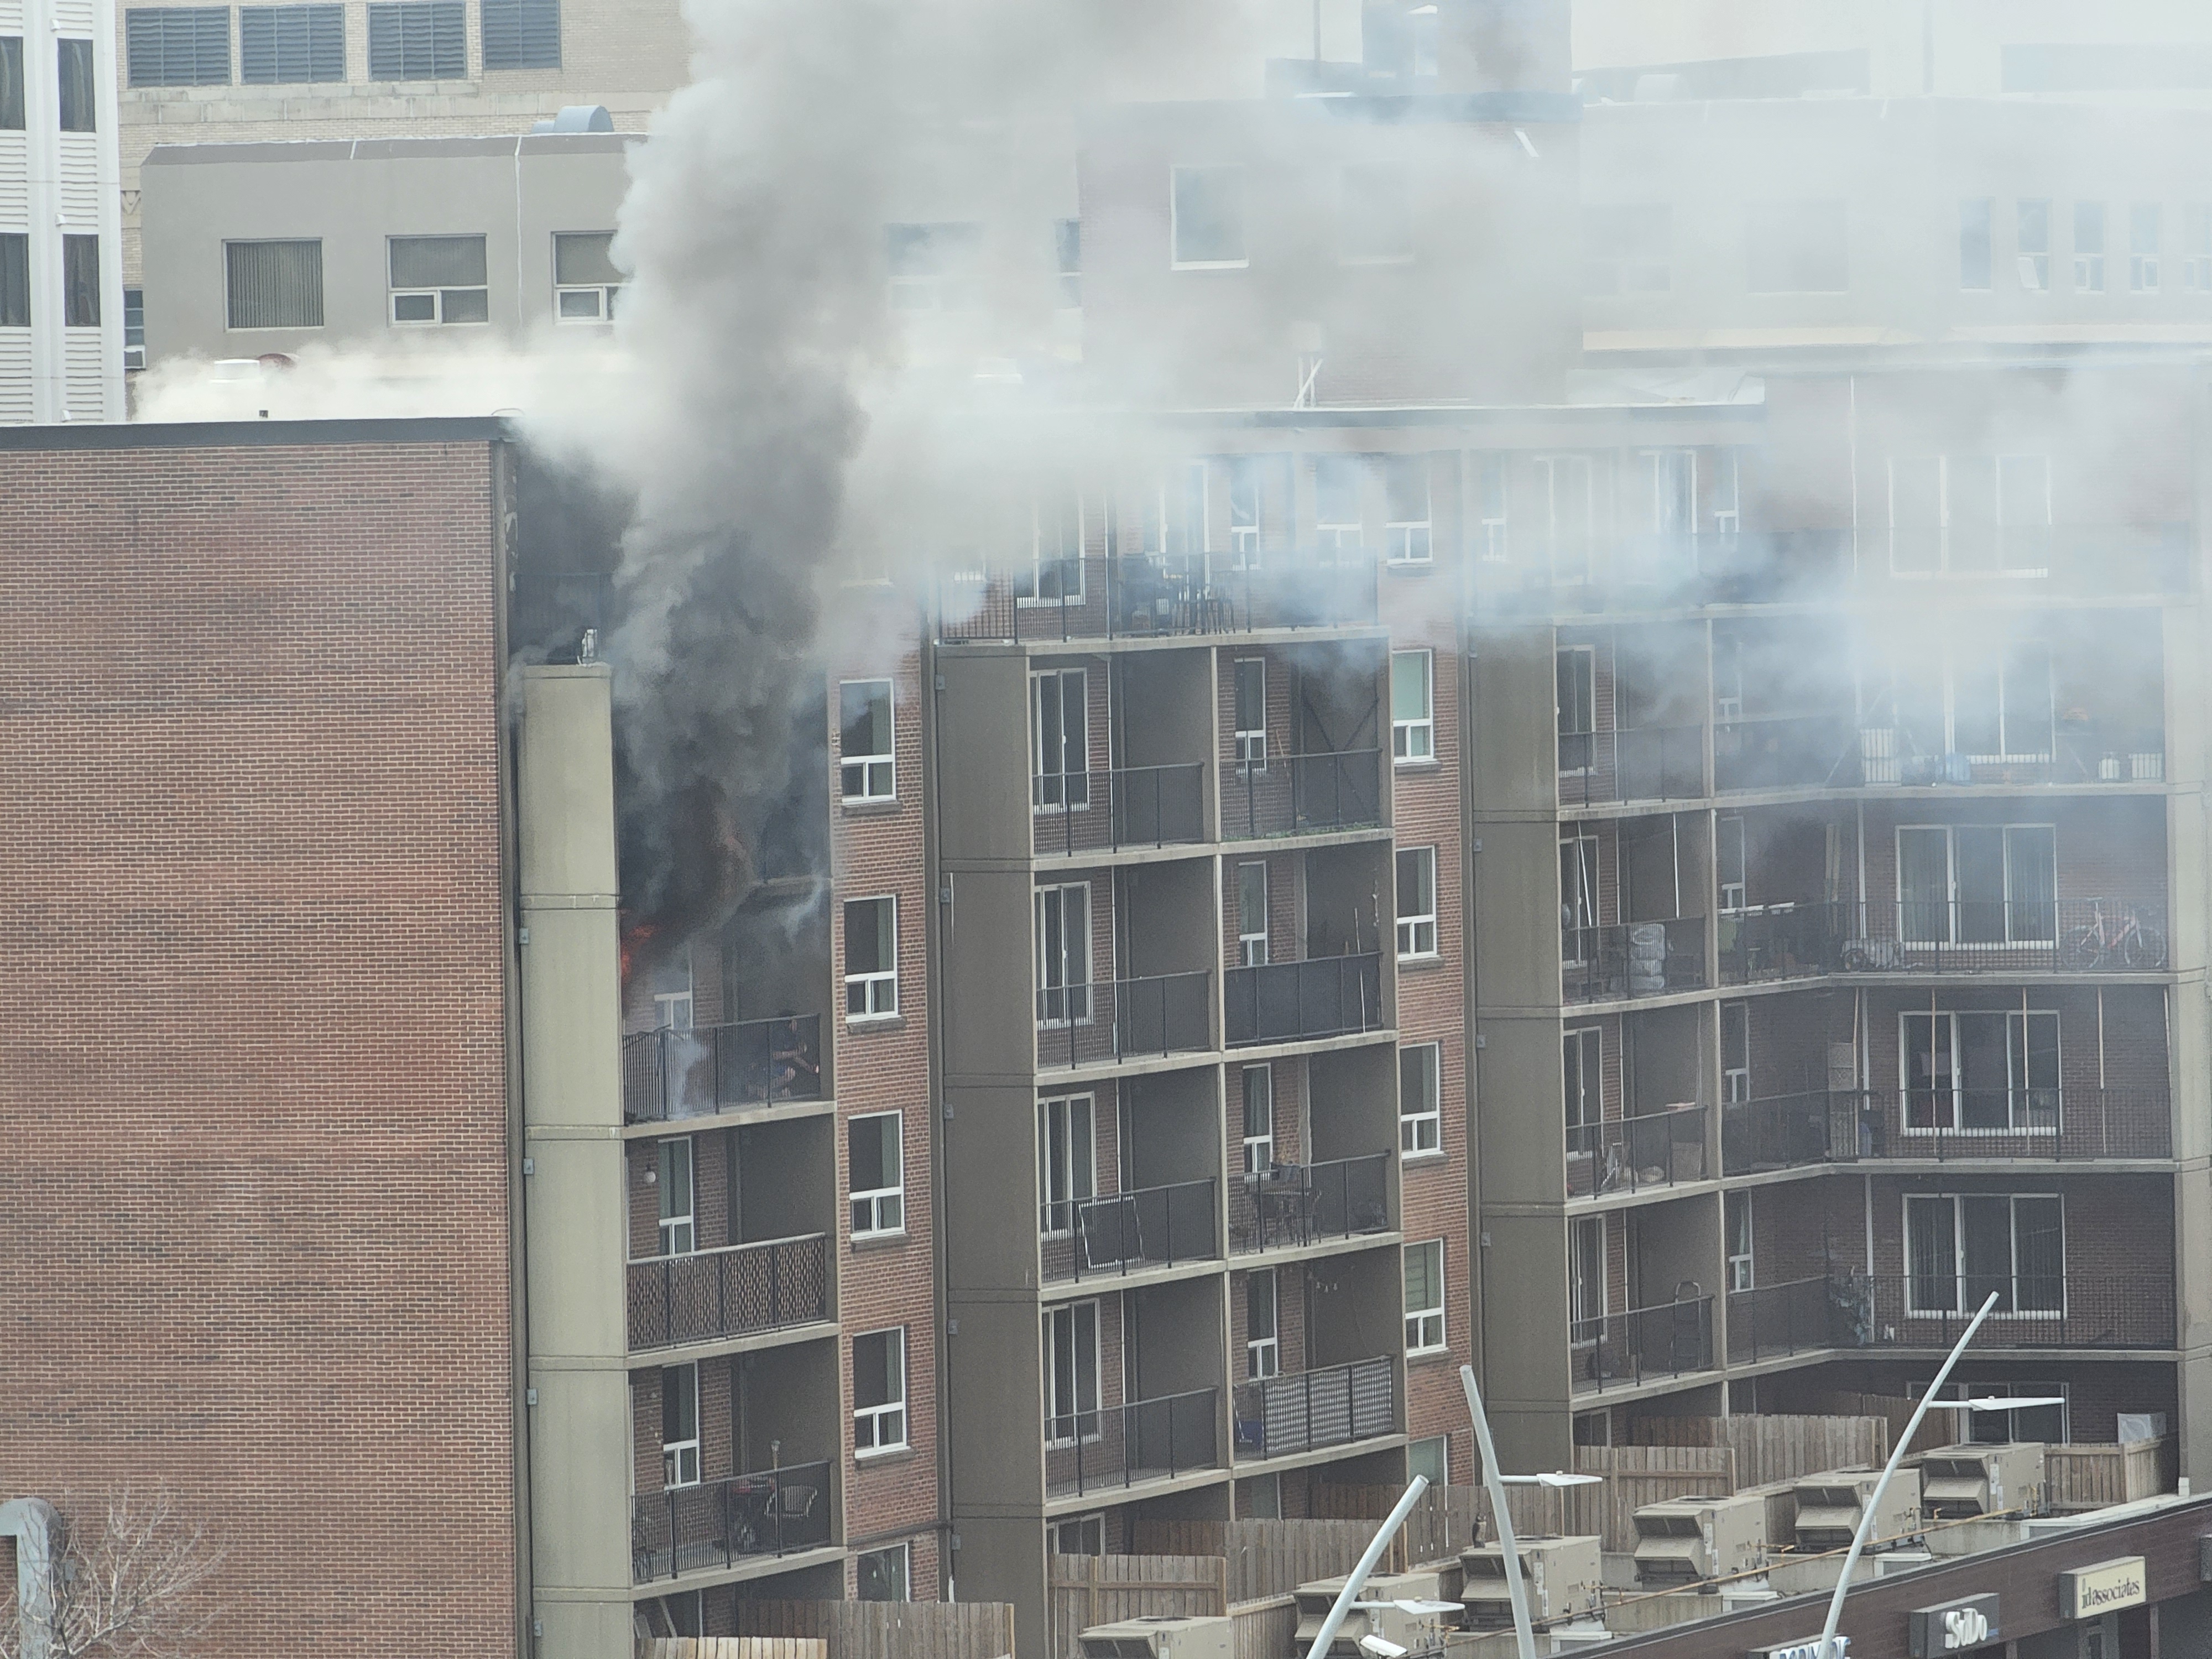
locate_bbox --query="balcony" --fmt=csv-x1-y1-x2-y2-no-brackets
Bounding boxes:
1842,1274,2175,1352
1714,715,1860,794
1718,902,1851,986
937,554,1379,646
1727,1276,1841,1365
1571,1293,1716,1394
1722,1092,1856,1173
1225,954,1385,1047
1566,1105,1707,1199
1724,1088,2174,1169
623,1016,825,1125
1557,726,1706,808
1850,898,2168,975
1045,1386,1220,1499
1859,728,2167,790
1032,765,1207,857
1232,1357,1396,1462
1223,749,1385,841
1040,1179,1220,1285
626,1234,831,1354
1037,971,1213,1071
629,1460,834,1584
1858,523,2189,598
1471,530,1854,615
1563,919,1705,1004
1228,1153,1392,1254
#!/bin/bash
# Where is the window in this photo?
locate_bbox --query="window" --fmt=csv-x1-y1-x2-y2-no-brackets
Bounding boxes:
1745,200,1847,293
367,1,465,78
1471,453,1507,561
1404,1240,1445,1353
1339,164,1412,263
0,36,20,131
1396,847,1437,959
1044,1302,1102,1444
226,240,323,329
1562,1027,1599,1139
1022,492,1086,603
1717,815,1746,911
554,231,625,320
1383,456,1431,562
2187,205,2212,289
1959,198,1992,290
1242,1473,1282,1518
1949,642,2053,759
1712,449,1741,536
1031,667,1088,809
1235,863,1269,968
240,4,345,82
1568,1216,1604,1344
389,235,488,325
856,1543,910,1601
0,236,30,330
2016,199,2051,291
1399,1042,1440,1156
1225,455,1268,565
1721,1003,1749,1104
1408,1436,1448,1487
1556,646,1595,770
844,896,897,1018
1171,165,1246,268
1240,1066,1273,1173
2073,201,2106,293
1534,455,1594,581
886,221,981,311
1639,448,1695,536
1896,823,2056,945
126,7,229,86
1902,1009,2058,1133
1051,1514,1105,1554
1582,204,1670,295
1725,1192,1753,1292
1391,649,1434,762
1905,1194,2063,1315
839,679,895,801
1917,1380,2067,1446
1035,884,1091,1026
481,0,559,69
2131,204,2162,292
647,1592,703,1638
854,1328,909,1453
1054,218,1081,309
56,37,95,129
651,950,692,1031
656,1136,695,1255
1887,453,2051,576
1245,1269,1279,1379
1313,454,1363,555
1038,1095,1096,1234
849,1112,904,1236
123,286,144,369
661,1363,700,1487
61,237,98,327
1559,833,1598,958
1233,658,1267,771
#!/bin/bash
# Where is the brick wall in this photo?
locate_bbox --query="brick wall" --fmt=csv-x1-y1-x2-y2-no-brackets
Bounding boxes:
0,436,516,1657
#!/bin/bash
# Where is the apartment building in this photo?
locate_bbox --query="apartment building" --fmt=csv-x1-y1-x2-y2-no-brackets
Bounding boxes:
0,0,127,417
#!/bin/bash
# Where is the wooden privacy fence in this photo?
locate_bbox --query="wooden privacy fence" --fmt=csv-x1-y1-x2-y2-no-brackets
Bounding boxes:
731,1601,1015,1659
639,1643,826,1659
1569,1446,1736,1552
1133,1520,1376,1603
1625,1413,1888,1487
1229,1595,1300,1659
1796,1391,1950,1461
1310,1482,1484,1567
2047,1438,2176,1510
1048,1552,1227,1659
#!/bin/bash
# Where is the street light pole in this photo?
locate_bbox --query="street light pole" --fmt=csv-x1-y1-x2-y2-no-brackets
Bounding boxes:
1815,1290,2000,1659
1299,1475,1430,1659
1459,1364,1538,1659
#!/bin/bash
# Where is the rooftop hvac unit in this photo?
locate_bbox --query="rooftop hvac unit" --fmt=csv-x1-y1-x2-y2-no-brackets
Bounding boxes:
1630,1493,1767,1588
1791,1468,1919,1553
1294,1571,1456,1659
1458,1535,1603,1630
1078,1616,1235,1659
1919,1442,2046,1522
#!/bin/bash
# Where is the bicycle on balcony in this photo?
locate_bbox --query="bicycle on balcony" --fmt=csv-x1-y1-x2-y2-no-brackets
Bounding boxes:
2060,898,2167,971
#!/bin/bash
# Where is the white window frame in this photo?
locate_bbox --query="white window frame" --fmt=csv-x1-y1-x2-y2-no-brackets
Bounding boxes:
1044,1301,1103,1446
1893,822,2057,946
652,948,694,1032
853,1326,910,1455
1022,492,1087,605
1396,846,1438,960
2017,199,2051,291
1718,814,1747,911
1399,1041,1441,1157
1533,455,1594,584
1885,453,2053,578
1038,1094,1098,1235
1312,453,1364,556
552,230,625,322
1035,883,1093,1027
1233,658,1267,772
1383,454,1432,564
1563,1027,1601,1138
848,1110,906,1238
1638,448,1697,537
2185,203,2212,290
386,234,489,327
657,1135,696,1256
1236,863,1270,968
1898,1008,2060,1135
2131,202,2162,293
1170,164,1249,270
1725,1191,1754,1293
1559,833,1599,963
1245,1268,1280,1379
844,895,899,1020
839,678,896,802
1721,1002,1750,1105
1226,456,1265,567
661,1361,701,1488
856,1542,911,1601
1404,1239,1446,1354
1240,1065,1275,1174
1711,448,1741,536
1903,1193,2065,1318
1391,649,1435,763
1556,645,1597,773
2074,201,2106,293
1470,453,1509,563
1569,1215,1605,1345
1031,666,1089,812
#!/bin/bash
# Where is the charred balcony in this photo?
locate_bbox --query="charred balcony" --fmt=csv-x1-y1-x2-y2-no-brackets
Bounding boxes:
1225,843,1393,1046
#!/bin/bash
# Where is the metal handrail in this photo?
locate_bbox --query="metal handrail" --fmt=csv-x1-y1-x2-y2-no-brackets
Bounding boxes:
1225,952,1384,1046
1041,1178,1219,1284
1232,1356,1396,1461
621,1014,823,1124
1037,969,1212,1071
1044,1385,1220,1498
1229,1152,1392,1253
625,1232,830,1354
1031,763,1207,855
629,1459,834,1583
1565,1105,1707,1198
1224,747,1385,841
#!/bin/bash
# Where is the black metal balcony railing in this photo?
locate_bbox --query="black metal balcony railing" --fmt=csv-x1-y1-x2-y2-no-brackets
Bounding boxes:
1856,727,2168,790
1714,714,1863,794
1557,725,1705,808
1722,1091,1857,1173
1572,1294,1715,1394
622,1015,824,1124
1727,1277,1840,1365
630,1459,834,1584
1724,1087,2174,1167
626,1233,831,1353
1565,1105,1707,1198
1233,1357,1396,1462
1224,748,1385,841
1563,919,1705,1003
1718,902,1853,985
1228,1152,1392,1254
1841,1274,2176,1351
1037,971,1213,1070
1225,953,1385,1046
937,554,1379,645
1040,1178,1219,1284
1045,1386,1220,1499
1848,898,2168,974
1863,523,2189,597
1032,765,1207,857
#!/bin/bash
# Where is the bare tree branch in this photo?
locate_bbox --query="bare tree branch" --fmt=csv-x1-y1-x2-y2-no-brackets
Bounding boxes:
1,1490,223,1659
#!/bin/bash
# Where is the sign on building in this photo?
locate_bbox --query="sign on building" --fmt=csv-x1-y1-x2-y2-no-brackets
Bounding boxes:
1907,1593,2000,1656
2058,1557,2147,1620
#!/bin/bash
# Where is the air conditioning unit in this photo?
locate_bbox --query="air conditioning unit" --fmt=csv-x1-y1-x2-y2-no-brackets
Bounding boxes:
1792,1469,1918,1553
1295,1571,1455,1658
1919,1442,2046,1521
1079,1616,1235,1659
1630,1493,1767,1588
1458,1535,1603,1630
